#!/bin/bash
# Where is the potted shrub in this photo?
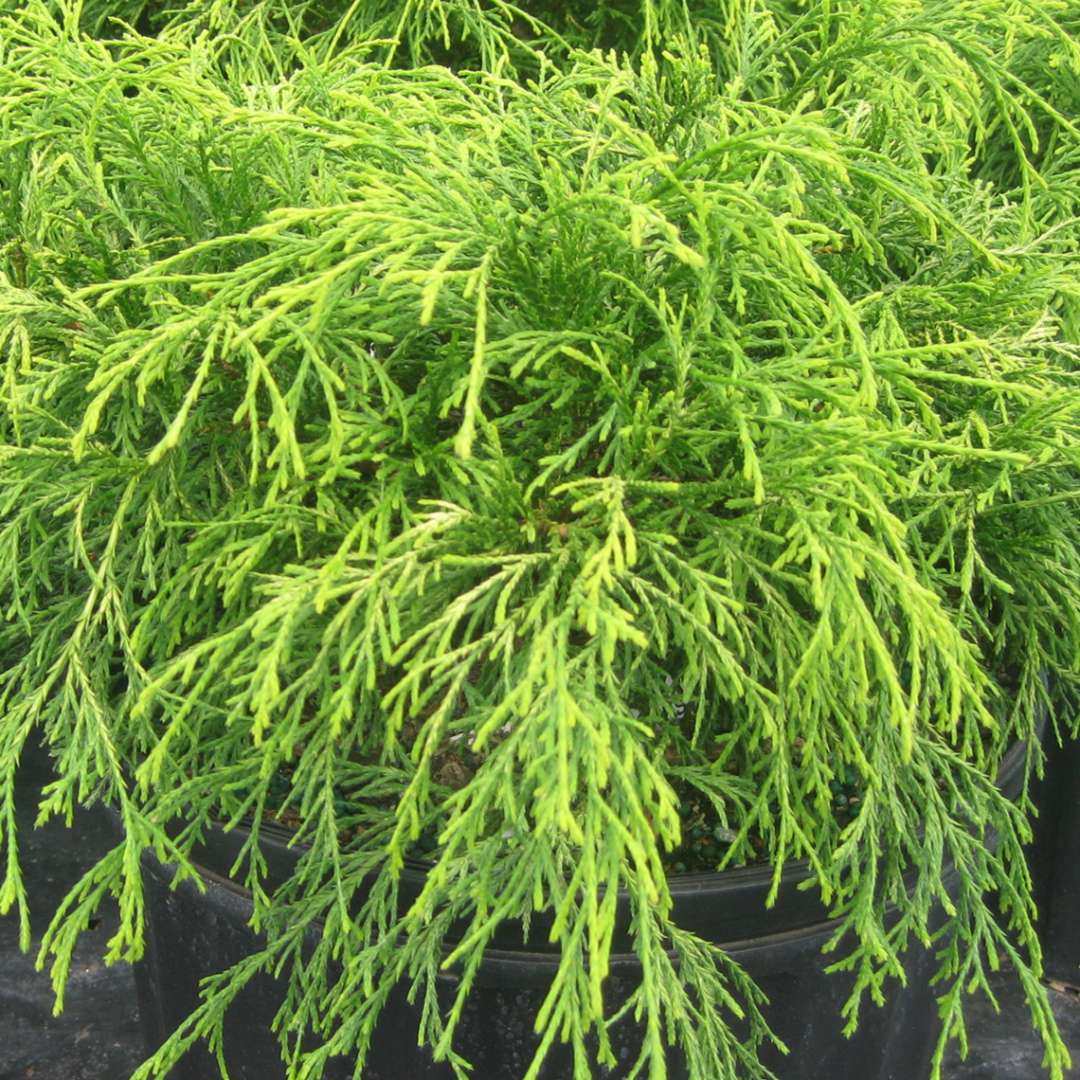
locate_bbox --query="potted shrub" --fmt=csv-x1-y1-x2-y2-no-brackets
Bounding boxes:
2,2,1080,1079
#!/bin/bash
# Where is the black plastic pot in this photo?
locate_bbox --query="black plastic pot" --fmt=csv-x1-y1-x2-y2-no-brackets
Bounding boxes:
1030,732,1080,990
132,737,1034,1080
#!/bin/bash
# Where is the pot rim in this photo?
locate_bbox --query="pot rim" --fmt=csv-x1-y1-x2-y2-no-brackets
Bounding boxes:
133,722,1040,964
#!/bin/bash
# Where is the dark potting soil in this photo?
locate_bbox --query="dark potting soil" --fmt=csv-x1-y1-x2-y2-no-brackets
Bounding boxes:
252,741,864,876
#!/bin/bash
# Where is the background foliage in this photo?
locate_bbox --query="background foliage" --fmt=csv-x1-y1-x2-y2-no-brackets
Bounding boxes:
1,1,1079,1078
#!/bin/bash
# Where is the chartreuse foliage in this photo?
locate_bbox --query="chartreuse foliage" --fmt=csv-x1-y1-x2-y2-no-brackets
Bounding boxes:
1,1,1080,1078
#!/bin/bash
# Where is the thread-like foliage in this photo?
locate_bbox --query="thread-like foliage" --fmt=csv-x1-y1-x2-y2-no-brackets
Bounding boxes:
1,2,1079,1079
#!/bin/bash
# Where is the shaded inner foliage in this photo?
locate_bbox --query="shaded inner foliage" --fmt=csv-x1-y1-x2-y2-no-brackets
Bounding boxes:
1,1,1080,1079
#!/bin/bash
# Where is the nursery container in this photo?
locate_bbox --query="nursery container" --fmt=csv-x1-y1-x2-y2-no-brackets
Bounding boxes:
129,735,1034,1080
1030,733,1080,990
